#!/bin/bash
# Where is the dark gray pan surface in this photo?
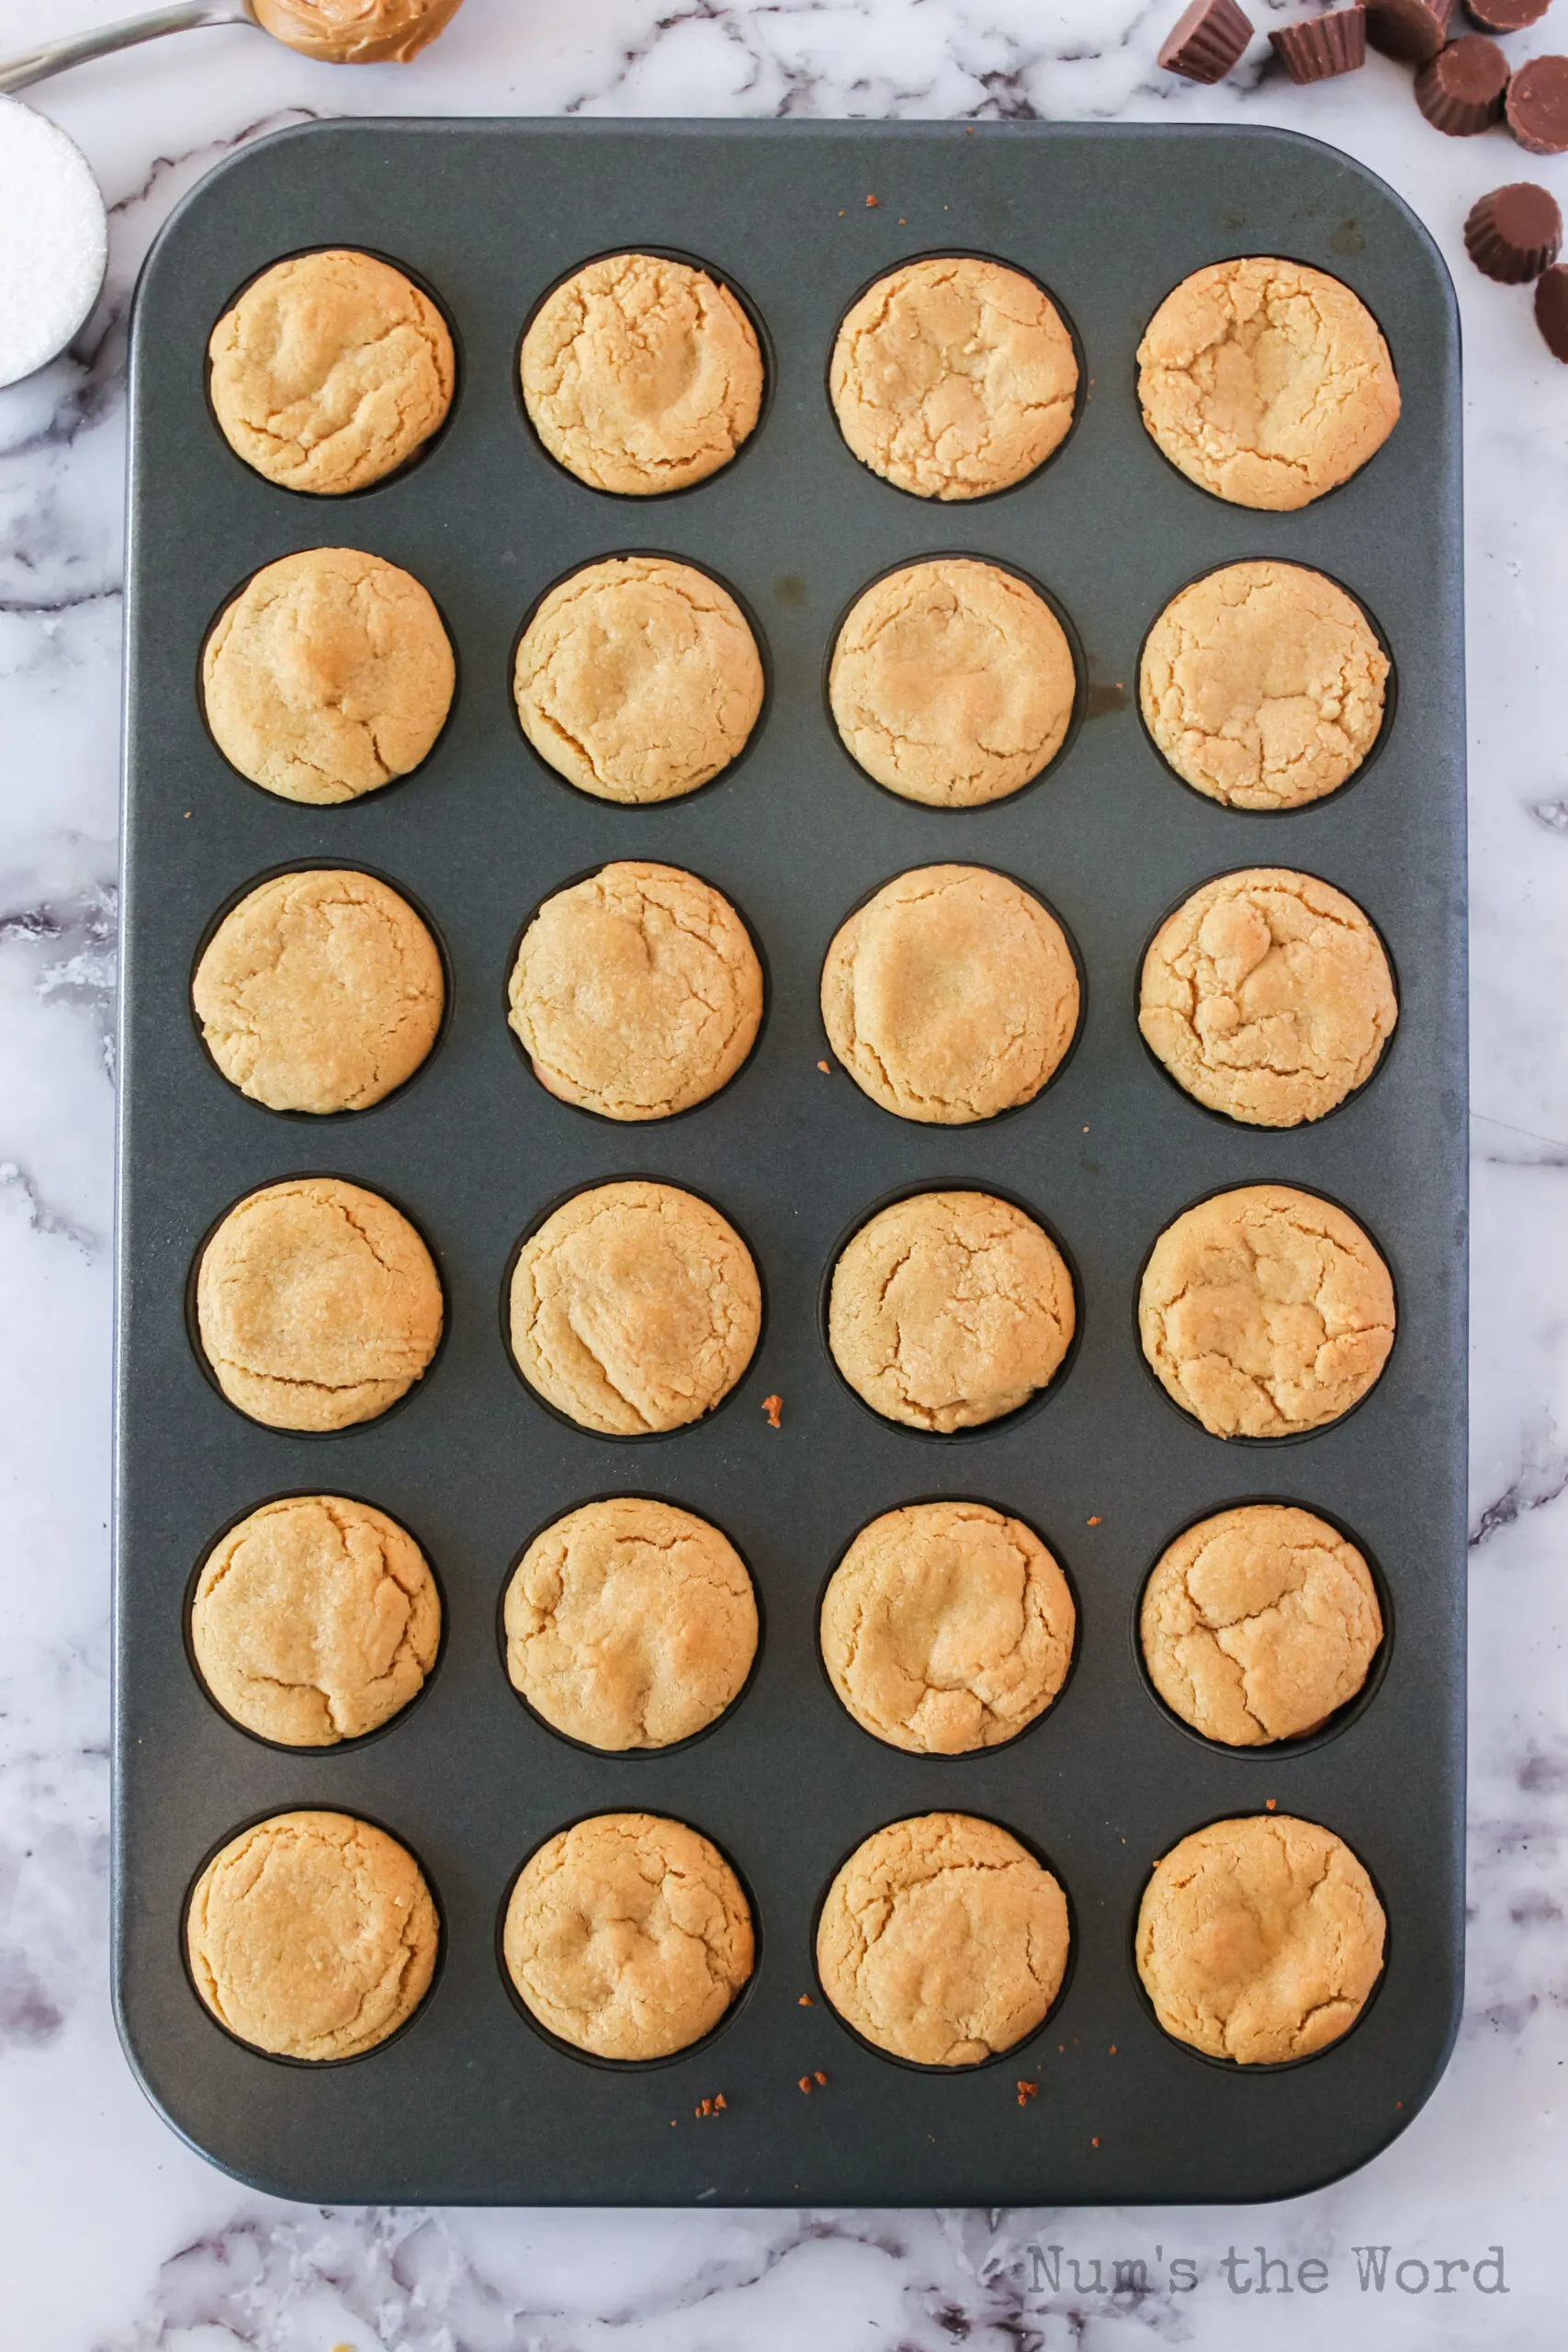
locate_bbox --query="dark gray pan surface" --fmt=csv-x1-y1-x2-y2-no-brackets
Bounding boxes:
116,119,1466,2204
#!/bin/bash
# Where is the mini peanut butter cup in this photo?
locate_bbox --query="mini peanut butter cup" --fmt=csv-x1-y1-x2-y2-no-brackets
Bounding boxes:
1159,0,1254,83
1535,264,1568,360
1270,8,1367,80
1506,55,1568,154
1361,0,1456,66
1463,0,1549,30
1416,34,1509,132
1464,182,1562,281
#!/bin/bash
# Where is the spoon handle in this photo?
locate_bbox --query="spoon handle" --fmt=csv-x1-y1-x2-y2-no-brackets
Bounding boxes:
0,2,254,96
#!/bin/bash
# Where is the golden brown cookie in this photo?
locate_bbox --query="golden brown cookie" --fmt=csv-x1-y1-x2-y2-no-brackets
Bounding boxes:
816,1813,1069,2065
1135,1813,1385,2062
513,556,763,804
504,1497,758,1750
821,865,1078,1123
1141,1505,1382,1747
820,1502,1075,1754
502,1812,753,2059
209,250,455,493
829,1190,1074,1432
829,559,1076,806
1137,257,1400,511
508,863,762,1121
252,0,464,64
190,1494,440,1746
829,258,1078,499
197,1176,443,1432
1139,562,1388,811
193,868,444,1114
509,1180,760,1436
521,254,762,494
186,1810,438,2060
1139,868,1397,1127
202,548,455,806
1138,1183,1394,1439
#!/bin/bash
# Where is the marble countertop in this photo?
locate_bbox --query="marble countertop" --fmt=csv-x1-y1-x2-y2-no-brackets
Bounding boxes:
2,1,1564,2343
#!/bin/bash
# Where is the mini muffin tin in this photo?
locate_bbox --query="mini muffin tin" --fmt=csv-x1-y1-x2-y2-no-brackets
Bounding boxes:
116,119,1466,2203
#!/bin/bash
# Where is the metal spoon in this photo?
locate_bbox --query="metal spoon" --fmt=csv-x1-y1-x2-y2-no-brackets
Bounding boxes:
0,1,258,96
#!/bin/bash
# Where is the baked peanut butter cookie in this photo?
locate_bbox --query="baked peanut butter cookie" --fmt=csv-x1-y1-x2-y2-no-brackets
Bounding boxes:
513,555,763,804
509,1180,760,1435
1138,1183,1394,1439
829,258,1077,499
503,1812,753,2059
521,254,762,494
186,1810,438,2060
508,862,762,1120
193,868,444,1114
1141,1504,1382,1747
505,1497,757,1750
209,249,454,493
1137,257,1400,510
820,1501,1075,1754
202,548,454,806
1139,867,1396,1126
191,1494,440,1746
1136,1813,1385,2062
816,1813,1069,2064
821,865,1078,1122
829,1190,1074,1431
197,1176,443,1431
1139,562,1388,811
829,559,1075,806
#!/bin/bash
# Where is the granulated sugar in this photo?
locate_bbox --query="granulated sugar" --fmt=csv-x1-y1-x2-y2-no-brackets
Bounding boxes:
0,96,108,389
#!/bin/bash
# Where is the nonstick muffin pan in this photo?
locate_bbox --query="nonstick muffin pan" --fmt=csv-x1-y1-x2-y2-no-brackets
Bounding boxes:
116,118,1465,2202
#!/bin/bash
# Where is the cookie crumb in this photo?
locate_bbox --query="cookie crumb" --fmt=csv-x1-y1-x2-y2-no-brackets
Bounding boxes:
1266,1797,1278,1811
1091,2135,1100,2148
798,1992,814,2005
715,2092,728,2109
1016,2078,1040,2106
1087,1515,1102,1526
817,1058,831,1073
815,2069,829,2086
799,2074,814,2093
866,193,879,206
762,1394,783,1429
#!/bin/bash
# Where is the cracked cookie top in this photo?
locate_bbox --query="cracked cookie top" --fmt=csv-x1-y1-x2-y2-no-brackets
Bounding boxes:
820,1501,1075,1754
202,547,455,806
1138,1182,1394,1439
1136,1813,1385,2063
829,559,1076,807
821,865,1078,1124
1140,561,1389,811
508,1179,761,1436
521,254,763,495
505,1497,757,1750
503,1811,754,2060
191,1494,440,1747
209,249,455,494
1137,256,1400,510
828,1189,1075,1433
186,1809,438,2060
508,862,762,1121
1140,1504,1382,1747
816,1812,1069,2065
1139,866,1397,1127
829,258,1078,500
197,1176,443,1432
513,555,763,803
193,867,444,1114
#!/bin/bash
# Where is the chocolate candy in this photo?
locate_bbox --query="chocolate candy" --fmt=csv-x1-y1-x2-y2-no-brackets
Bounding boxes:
1506,54,1568,153
1416,34,1509,130
1534,263,1568,359
1271,8,1368,79
1159,0,1255,83
1361,0,1456,65
1463,0,1550,29
1464,182,1563,280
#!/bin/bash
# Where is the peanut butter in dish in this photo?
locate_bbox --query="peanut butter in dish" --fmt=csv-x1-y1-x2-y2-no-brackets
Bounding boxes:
253,0,465,63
